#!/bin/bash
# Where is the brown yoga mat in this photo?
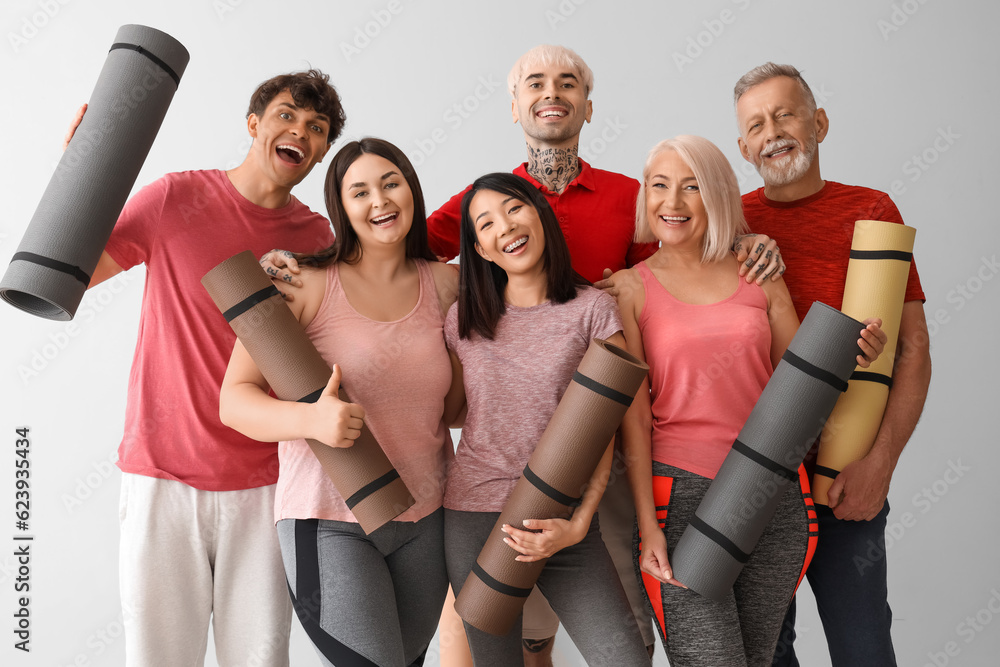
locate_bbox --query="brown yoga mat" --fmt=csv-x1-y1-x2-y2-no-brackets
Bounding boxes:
201,251,414,533
454,339,649,636
812,220,916,505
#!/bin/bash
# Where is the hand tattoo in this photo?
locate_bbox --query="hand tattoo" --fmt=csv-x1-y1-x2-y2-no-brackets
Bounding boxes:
266,267,277,277
282,274,293,283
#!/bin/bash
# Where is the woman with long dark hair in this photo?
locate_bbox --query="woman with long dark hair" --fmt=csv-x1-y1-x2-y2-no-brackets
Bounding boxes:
442,172,649,665
220,138,463,666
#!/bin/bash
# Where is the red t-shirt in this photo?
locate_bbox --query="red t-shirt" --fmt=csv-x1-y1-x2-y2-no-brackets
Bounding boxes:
741,181,925,322
105,170,334,491
426,159,658,283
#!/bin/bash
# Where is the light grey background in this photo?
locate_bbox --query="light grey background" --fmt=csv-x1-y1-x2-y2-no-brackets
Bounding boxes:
1,1,996,665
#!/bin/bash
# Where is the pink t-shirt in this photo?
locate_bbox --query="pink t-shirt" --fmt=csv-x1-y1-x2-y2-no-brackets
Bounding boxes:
443,287,623,512
105,170,334,491
275,259,454,524
636,262,773,479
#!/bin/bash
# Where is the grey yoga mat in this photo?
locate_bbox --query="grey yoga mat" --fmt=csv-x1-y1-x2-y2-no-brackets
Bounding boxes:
670,302,862,600
0,24,189,321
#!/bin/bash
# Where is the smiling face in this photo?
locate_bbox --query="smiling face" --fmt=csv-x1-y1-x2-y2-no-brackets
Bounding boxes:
511,62,593,149
736,76,828,189
645,150,709,251
247,90,332,190
469,188,547,278
340,153,414,251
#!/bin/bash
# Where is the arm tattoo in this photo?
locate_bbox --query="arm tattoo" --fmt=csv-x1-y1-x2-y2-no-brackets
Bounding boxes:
522,637,554,653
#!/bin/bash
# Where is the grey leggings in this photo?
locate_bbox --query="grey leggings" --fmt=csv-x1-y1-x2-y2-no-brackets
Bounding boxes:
277,509,448,667
634,462,812,667
444,509,650,667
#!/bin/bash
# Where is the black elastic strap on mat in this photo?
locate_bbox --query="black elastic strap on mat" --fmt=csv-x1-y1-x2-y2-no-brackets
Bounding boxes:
849,249,913,262
850,370,893,388
813,465,841,480
222,285,281,322
296,387,325,404
782,349,849,393
472,562,532,598
731,440,798,482
689,515,751,564
109,42,181,86
11,252,90,286
344,469,400,510
572,371,633,406
522,465,582,508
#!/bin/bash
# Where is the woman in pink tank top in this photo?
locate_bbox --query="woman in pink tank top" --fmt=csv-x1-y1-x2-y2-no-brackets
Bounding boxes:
612,136,886,666
220,138,464,666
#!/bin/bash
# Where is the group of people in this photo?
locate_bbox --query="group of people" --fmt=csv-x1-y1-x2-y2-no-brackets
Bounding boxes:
78,42,929,667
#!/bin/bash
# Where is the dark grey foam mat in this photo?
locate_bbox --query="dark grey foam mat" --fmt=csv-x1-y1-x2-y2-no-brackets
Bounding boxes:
0,24,189,321
671,302,862,600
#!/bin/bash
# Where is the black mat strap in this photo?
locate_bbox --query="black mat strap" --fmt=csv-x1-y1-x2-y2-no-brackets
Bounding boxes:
222,285,281,322
11,252,90,286
782,349,849,393
813,465,841,480
344,469,400,510
472,561,532,598
850,370,893,388
522,465,582,508
849,249,912,262
731,440,798,482
689,515,751,564
296,387,325,404
109,42,181,86
572,371,633,406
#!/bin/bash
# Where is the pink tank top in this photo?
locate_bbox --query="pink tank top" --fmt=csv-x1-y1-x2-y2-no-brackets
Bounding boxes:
275,259,454,523
636,261,773,479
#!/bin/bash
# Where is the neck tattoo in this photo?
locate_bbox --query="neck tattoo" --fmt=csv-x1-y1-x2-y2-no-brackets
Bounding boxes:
526,144,581,194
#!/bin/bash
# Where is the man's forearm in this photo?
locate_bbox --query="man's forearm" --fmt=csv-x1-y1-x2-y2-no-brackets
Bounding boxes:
869,301,932,469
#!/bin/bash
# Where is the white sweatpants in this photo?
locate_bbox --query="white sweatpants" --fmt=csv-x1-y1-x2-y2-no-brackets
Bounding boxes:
118,473,292,666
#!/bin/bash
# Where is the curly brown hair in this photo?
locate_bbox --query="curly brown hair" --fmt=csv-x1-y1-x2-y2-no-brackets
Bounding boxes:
246,69,346,144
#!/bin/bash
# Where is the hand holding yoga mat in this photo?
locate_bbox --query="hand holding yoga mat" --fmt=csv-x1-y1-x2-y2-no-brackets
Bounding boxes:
455,339,648,636
812,220,916,506
1,25,189,321
201,251,414,534
671,302,863,601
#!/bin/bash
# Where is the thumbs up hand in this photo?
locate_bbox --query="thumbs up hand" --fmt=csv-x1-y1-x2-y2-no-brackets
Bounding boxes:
309,364,366,448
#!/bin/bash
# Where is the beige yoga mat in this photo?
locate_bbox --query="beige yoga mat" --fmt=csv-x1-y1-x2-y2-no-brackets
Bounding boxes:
201,251,414,533
455,339,649,636
812,220,915,506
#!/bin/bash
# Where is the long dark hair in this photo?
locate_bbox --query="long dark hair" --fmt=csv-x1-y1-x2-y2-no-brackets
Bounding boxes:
458,172,588,340
295,137,437,267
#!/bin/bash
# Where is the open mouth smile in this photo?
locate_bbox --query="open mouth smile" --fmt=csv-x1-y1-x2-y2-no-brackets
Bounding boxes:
370,212,398,226
503,236,528,253
660,216,690,226
276,143,306,165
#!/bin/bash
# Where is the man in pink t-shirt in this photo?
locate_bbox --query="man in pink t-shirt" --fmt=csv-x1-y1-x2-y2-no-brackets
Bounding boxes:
82,70,345,666
733,62,931,667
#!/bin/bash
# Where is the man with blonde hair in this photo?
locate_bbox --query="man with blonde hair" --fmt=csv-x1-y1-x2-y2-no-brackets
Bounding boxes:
733,61,931,667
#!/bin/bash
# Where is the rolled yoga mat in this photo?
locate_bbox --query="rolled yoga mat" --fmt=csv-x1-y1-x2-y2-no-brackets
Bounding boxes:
0,24,189,321
454,339,649,636
671,302,863,601
201,251,415,534
812,220,915,506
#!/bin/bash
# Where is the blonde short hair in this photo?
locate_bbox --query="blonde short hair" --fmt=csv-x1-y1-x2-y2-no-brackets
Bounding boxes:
634,135,747,262
507,44,594,98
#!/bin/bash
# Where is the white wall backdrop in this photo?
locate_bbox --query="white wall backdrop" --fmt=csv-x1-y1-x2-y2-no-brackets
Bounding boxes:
1,1,997,665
